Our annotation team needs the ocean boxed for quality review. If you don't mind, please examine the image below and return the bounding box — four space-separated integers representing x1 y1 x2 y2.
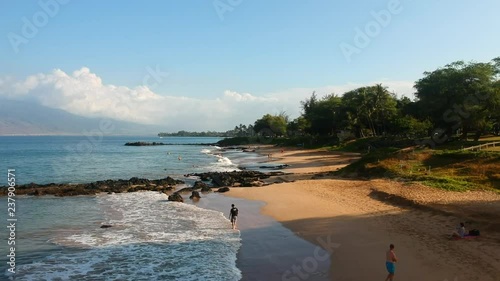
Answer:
0 136 265 280
0 136 242 185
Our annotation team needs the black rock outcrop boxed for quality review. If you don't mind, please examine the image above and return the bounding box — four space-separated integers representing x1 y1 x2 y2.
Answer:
168 192 184 202
189 191 201 199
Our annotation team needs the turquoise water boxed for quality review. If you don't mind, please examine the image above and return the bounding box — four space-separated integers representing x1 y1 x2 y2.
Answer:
0 196 103 275
1 193 241 280
0 136 253 280
0 136 234 185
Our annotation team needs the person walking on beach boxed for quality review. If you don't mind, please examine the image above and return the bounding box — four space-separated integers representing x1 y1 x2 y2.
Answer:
229 204 238 229
385 244 398 281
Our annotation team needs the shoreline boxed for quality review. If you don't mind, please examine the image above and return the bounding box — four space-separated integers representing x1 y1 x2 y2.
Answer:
225 178 500 281
214 145 500 280
188 192 330 280
250 144 361 174
3 145 336 280
6 144 500 280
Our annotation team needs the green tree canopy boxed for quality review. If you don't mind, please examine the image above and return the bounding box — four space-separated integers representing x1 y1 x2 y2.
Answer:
341 84 397 137
253 114 287 136
301 93 344 136
414 58 500 140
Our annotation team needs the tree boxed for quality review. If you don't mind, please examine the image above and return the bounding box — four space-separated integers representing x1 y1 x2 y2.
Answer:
414 58 500 141
287 116 308 136
342 85 398 137
253 114 288 137
393 116 432 138
269 115 287 136
246 124 255 136
301 93 344 136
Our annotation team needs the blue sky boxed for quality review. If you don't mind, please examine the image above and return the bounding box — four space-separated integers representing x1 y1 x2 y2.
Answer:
0 0 499 130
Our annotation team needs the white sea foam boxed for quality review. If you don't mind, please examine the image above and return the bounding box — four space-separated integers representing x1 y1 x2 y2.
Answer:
217 156 233 165
198 147 241 172
15 192 241 281
208 155 239 172
200 148 212 154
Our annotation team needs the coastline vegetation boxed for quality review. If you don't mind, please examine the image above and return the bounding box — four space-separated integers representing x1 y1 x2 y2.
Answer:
170 58 500 148
332 139 500 192
210 58 500 191
158 125 256 138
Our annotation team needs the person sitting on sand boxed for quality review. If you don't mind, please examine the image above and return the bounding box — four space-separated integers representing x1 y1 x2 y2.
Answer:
450 222 466 239
229 204 238 229
385 244 398 281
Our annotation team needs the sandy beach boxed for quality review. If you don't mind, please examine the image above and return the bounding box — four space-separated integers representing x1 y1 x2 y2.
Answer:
225 146 500 281
191 193 330 280
253 145 361 174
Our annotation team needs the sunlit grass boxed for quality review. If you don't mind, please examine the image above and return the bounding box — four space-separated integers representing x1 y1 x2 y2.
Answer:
479 135 500 141
335 138 500 192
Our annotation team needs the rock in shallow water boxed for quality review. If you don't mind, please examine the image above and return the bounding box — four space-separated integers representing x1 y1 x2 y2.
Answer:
189 191 201 199
185 171 283 187
168 192 184 202
192 181 208 189
201 185 213 192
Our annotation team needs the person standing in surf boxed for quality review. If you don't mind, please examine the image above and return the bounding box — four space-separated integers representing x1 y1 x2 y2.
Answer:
229 204 238 229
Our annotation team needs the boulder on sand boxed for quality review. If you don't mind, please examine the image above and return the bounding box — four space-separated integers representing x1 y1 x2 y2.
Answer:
217 187 230 193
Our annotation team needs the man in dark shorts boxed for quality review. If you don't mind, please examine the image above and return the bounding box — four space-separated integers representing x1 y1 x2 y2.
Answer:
385 244 398 281
229 204 238 229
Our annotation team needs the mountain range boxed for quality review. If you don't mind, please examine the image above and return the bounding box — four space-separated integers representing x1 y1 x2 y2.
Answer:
0 99 163 136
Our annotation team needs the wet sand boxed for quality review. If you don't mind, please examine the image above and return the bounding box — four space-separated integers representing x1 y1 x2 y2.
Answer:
188 192 330 280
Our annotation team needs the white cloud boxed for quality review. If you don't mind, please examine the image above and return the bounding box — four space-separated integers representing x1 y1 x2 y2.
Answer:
0 67 415 131
223 90 278 102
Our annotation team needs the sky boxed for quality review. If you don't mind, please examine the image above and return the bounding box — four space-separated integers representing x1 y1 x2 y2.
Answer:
0 0 499 131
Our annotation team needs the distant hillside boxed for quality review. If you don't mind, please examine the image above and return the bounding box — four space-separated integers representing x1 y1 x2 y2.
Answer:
158 131 227 137
0 99 162 135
